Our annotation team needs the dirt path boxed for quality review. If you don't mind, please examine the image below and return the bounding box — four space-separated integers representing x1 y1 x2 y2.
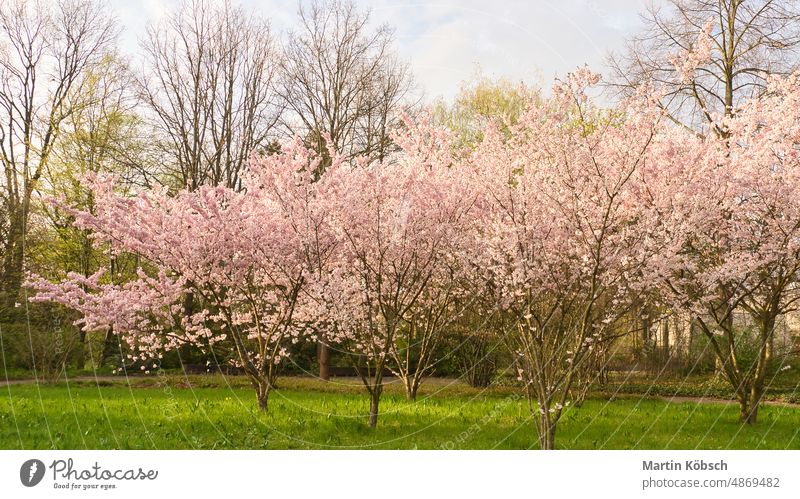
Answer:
3 376 800 408
1 375 122 387
656 395 800 408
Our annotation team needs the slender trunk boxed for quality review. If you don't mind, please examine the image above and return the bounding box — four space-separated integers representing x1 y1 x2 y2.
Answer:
368 386 381 427
183 290 195 319
723 1 736 120
739 397 757 425
740 314 774 425
687 317 695 371
732 376 757 424
100 328 118 366
75 330 86 370
404 378 418 401
538 411 557 450
1 215 24 310
598 357 608 386
768 333 775 364
745 388 761 424
715 313 736 378
318 340 331 381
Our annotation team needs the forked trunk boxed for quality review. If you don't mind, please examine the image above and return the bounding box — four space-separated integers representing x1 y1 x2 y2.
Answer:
740 384 764 425
739 401 757 425
538 413 557 450
739 314 773 425
256 379 271 412
404 377 419 401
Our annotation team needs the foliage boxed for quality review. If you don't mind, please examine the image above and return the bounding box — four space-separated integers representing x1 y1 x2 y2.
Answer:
431 73 537 149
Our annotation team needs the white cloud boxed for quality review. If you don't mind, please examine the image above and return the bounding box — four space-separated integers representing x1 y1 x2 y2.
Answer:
111 0 651 100
365 0 650 99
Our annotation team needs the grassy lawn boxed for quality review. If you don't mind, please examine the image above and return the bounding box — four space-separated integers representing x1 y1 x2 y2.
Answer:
2 376 800 449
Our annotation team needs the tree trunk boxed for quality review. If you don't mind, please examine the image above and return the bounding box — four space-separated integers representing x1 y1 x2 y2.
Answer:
100 328 118 366
686 317 695 370
317 340 331 381
641 315 651 349
641 313 653 370
538 413 557 450
739 397 757 425
715 313 736 377
740 314 774 425
404 379 418 401
1 215 24 310
256 380 270 412
75 330 86 370
368 388 381 427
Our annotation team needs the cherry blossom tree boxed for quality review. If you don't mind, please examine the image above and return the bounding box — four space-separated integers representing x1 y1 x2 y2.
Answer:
641 72 800 424
27 141 325 411
311 117 476 425
470 68 660 449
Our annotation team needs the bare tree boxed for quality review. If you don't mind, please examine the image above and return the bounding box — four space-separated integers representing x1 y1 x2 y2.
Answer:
608 0 800 134
0 0 117 310
39 52 142 368
278 0 413 380
278 0 413 171
139 0 280 192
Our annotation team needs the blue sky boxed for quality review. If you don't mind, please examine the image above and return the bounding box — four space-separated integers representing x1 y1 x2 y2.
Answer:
112 0 651 100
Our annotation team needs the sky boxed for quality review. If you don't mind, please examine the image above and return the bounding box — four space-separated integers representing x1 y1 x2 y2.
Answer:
112 0 653 101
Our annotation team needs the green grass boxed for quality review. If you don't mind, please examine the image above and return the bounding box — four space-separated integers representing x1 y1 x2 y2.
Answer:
2 376 800 449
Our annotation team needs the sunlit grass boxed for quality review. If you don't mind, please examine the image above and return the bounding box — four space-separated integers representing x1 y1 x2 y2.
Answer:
2 377 800 449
